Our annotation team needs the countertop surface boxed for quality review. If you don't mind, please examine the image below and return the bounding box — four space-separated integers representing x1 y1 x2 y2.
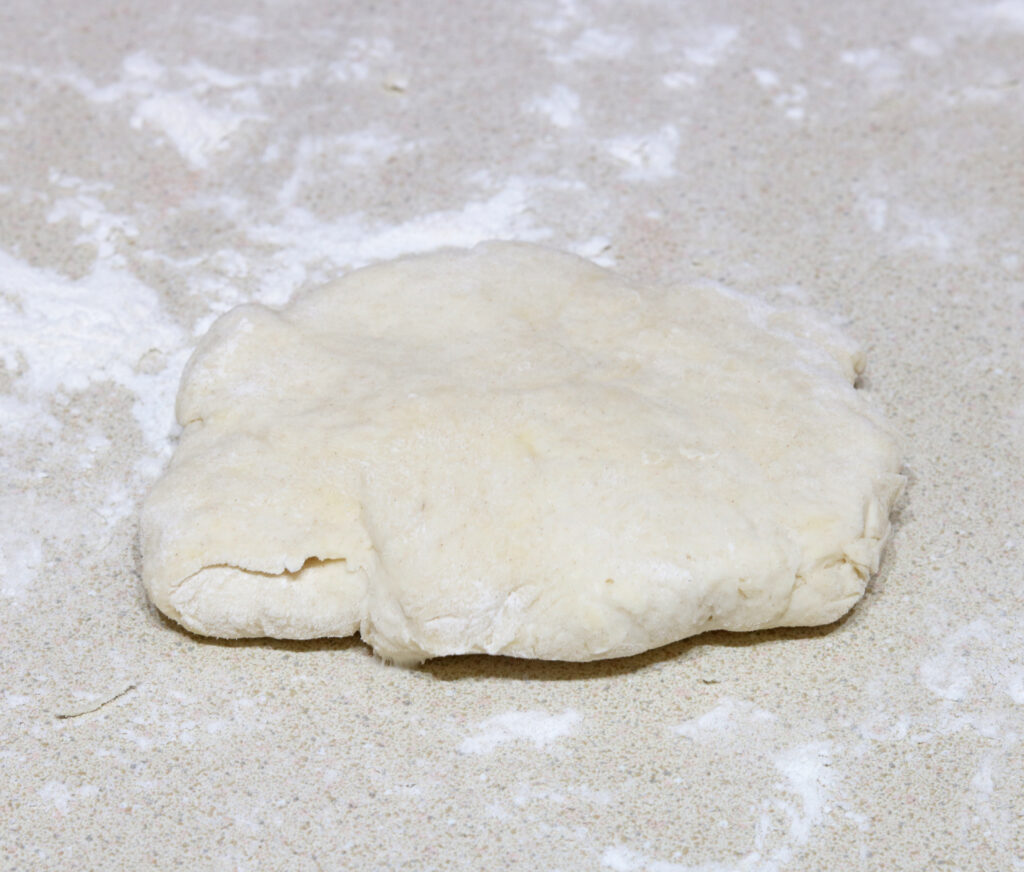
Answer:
2 1 1022 869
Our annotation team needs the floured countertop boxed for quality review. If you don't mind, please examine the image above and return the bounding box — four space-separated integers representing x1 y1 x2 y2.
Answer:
1 1 1022 869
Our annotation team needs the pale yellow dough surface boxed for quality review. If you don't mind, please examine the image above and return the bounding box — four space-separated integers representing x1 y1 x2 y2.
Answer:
141 242 902 664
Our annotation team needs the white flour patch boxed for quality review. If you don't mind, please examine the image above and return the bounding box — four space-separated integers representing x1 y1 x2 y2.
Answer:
965 751 1007 837
661 70 698 89
531 0 585 36
179 59 247 89
907 36 943 57
772 84 808 122
331 129 406 167
276 131 408 208
46 172 139 259
684 26 739 67
256 65 312 89
857 710 911 742
672 697 776 740
526 84 582 128
664 701 851 868
752 68 780 88
457 709 581 754
919 620 992 701
606 124 679 180
852 176 976 260
773 742 834 844
1006 669 1024 704
328 36 398 83
856 192 889 233
63 51 267 168
0 249 186 455
131 92 259 168
510 783 566 807
0 536 41 599
554 28 634 64
970 753 995 796
840 48 902 94
38 780 73 814
248 176 553 303
970 0 1024 31
195 13 263 40
914 612 1024 732
601 844 758 871
37 780 98 814
569 235 615 266
0 395 60 440
96 483 136 527
840 48 883 69
601 845 683 871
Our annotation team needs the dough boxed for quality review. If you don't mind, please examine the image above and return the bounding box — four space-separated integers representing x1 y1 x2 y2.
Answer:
141 242 903 664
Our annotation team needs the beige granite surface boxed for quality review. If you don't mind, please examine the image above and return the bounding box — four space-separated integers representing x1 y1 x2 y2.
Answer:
2 0 1022 869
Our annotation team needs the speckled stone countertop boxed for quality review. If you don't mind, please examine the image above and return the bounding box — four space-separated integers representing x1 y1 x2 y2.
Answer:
2 1 1022 869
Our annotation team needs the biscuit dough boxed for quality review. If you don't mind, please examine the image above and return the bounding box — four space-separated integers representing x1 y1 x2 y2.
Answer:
141 242 903 664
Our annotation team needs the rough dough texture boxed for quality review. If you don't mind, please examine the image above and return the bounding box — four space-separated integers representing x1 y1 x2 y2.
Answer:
141 242 903 664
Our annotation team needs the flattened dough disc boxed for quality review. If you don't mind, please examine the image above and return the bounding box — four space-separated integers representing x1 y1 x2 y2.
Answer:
141 242 903 664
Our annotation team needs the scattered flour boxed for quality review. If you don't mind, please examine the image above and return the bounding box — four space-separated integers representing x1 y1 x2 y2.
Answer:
457 709 581 755
606 125 680 180
660 700 848 869
661 71 698 89
554 28 634 64
1007 669 1024 705
601 844 760 872
61 51 272 168
918 619 992 702
327 36 399 83
0 249 184 453
907 36 943 57
526 84 583 128
247 176 553 303
0 536 42 599
37 780 99 814
839 48 903 95
671 697 776 740
684 26 738 68
131 92 261 169
970 0 1024 31
772 742 834 846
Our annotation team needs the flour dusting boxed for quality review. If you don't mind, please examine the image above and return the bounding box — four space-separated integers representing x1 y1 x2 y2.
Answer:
0 536 41 599
457 709 581 754
555 28 634 64
601 843 760 871
971 0 1024 31
64 51 269 168
752 68 780 89
684 26 738 68
918 619 992 701
248 177 553 303
526 84 582 128
773 742 834 845
606 125 680 180
672 697 776 740
0 250 185 453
